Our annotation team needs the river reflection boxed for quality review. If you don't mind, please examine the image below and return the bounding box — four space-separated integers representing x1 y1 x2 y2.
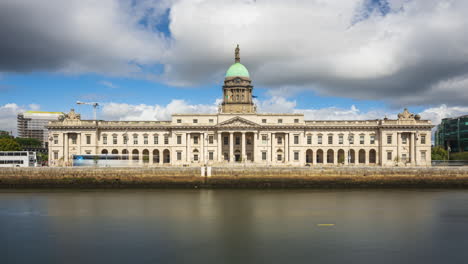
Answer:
1 189 468 264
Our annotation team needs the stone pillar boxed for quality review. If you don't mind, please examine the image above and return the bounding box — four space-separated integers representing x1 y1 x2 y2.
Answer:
159 149 163 165
241 132 246 162
410 132 416 166
186 133 191 163
344 150 349 165
63 133 69 165
200 133 205 163
270 132 274 163
397 132 401 165
229 132 234 163
217 132 222 162
365 149 369 165
334 150 338 165
312 149 317 165
149 151 153 165
139 150 144 165
285 133 289 163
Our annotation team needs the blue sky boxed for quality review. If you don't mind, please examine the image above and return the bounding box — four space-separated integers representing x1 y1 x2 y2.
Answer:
1 0 468 133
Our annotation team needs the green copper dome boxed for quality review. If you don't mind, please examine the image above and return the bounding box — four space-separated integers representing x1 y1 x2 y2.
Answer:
225 62 250 78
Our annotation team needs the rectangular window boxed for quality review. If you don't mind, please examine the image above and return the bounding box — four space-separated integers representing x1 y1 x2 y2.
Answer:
123 135 128 144
86 135 91 145
164 135 169 145
85 151 91 154
177 119 182 123
318 135 322 145
209 135 214 144
360 135 365 145
235 136 240 145
193 119 198 123
421 135 426 144
370 135 375 144
421 151 426 161
387 151 392 161
153 135 158 144
71 135 77 145
339 135 344 144
209 151 214 160
53 151 58 160
224 136 228 145
53 135 58 144
277 154 282 161
177 135 182 144
307 135 312 144
113 135 118 145
294 151 299 161
193 136 199 145
349 134 354 145
133 135 138 145
262 151 267 161
277 136 282 144
262 119 267 123
209 119 214 124
328 135 333 145
247 137 252 145
387 135 392 144
402 154 407 162
194 154 199 161
103 135 107 145
294 135 299 144
262 135 267 144
177 151 182 161
402 135 407 144
294 119 299 123
278 119 283 124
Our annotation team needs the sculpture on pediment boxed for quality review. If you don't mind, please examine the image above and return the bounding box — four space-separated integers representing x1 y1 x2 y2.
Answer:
61 109 81 121
397 108 415 120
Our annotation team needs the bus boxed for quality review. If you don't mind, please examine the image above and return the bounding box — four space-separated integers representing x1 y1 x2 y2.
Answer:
0 151 37 167
72 154 139 167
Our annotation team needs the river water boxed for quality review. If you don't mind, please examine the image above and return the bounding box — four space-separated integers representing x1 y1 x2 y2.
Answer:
1 189 468 264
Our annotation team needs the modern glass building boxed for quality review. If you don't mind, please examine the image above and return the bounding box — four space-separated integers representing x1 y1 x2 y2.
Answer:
17 111 64 147
435 115 468 152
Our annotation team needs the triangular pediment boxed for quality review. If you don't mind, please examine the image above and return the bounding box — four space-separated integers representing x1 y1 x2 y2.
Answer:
217 116 260 128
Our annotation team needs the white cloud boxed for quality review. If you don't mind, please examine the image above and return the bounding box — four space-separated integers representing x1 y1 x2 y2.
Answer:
0 103 40 135
2 0 468 105
100 99 218 121
99 81 118 89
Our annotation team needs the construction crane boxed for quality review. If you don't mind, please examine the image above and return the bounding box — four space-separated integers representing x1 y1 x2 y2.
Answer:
76 101 99 120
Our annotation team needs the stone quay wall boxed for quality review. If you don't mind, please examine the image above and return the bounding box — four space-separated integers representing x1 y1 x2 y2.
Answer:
0 166 468 188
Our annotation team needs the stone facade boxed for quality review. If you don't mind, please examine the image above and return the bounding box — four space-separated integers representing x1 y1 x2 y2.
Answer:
47 46 433 167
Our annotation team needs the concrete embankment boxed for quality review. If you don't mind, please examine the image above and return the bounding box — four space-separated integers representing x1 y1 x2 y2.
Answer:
0 167 468 188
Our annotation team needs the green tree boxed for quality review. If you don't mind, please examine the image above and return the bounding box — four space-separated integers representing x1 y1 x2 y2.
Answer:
0 138 21 151
15 137 42 147
431 146 448 160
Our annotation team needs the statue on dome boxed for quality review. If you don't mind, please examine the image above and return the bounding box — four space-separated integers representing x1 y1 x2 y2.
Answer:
235 44 240 63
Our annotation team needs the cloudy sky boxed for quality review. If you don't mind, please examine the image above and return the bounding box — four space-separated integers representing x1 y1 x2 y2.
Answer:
1 0 468 135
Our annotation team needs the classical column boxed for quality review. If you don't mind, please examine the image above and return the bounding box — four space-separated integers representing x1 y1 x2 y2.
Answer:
285 133 289 163
159 149 163 165
241 132 246 162
397 132 401 164
186 133 191 163
270 132 274 163
253 131 258 162
63 133 69 164
334 150 338 165
312 149 317 165
139 150 144 165
149 151 153 165
344 150 349 165
410 132 416 166
217 132 222 162
229 132 234 162
200 133 205 163
365 149 369 165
